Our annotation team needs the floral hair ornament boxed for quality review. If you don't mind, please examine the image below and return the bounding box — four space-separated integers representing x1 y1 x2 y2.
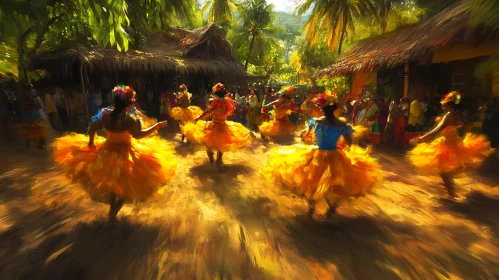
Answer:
179 84 187 91
313 91 338 107
112 85 136 102
212 82 226 94
440 91 461 105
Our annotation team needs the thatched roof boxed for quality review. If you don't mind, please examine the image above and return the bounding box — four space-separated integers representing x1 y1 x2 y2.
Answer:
31 24 246 77
316 1 498 77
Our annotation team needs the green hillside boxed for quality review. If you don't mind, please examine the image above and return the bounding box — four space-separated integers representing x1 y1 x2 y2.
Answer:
274 11 307 31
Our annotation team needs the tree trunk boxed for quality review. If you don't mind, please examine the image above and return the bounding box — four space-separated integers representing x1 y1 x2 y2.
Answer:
244 34 256 71
337 10 348 55
18 28 34 85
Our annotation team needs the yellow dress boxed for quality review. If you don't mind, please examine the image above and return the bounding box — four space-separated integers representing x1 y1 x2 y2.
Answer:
171 93 203 122
52 130 177 202
263 123 382 200
259 100 296 137
408 126 494 174
181 98 251 152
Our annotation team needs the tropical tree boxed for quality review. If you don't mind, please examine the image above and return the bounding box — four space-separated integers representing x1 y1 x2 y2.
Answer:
232 0 281 71
296 0 378 55
0 0 196 83
200 0 238 31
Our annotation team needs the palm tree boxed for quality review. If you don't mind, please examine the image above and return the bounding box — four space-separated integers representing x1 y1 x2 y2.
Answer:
234 0 281 70
297 0 378 55
201 0 238 31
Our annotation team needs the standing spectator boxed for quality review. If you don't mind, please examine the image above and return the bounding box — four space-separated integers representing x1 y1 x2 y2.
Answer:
394 97 409 144
44 90 59 130
247 89 260 130
384 97 399 142
356 101 367 127
54 88 70 131
407 93 424 132
364 98 380 144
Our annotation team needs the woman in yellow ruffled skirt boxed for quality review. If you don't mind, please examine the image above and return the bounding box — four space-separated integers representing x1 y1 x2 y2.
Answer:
259 86 298 141
21 94 51 149
182 83 251 167
171 84 203 142
52 86 177 223
409 91 494 198
263 93 382 219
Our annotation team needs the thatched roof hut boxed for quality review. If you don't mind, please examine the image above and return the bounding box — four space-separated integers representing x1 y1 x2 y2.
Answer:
316 1 498 77
30 24 246 78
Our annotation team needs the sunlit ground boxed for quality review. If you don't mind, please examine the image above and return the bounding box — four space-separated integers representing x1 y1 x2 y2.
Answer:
0 128 498 279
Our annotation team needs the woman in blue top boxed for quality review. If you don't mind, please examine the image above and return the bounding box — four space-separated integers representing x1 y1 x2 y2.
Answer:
263 92 382 219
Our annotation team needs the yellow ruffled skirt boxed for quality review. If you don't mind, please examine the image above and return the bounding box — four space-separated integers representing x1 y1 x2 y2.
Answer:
408 133 494 174
171 106 203 122
259 117 296 137
52 133 177 202
21 121 50 140
262 145 382 200
182 121 251 152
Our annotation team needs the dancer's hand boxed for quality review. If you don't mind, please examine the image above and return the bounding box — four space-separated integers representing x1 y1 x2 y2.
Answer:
409 138 420 145
158 121 168 128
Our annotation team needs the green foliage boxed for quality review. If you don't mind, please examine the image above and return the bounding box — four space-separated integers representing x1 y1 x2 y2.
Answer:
0 0 196 81
297 0 378 54
230 0 282 71
467 0 499 29
201 0 238 30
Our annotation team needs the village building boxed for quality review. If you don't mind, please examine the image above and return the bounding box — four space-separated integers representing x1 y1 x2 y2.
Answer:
316 1 499 100
30 24 247 117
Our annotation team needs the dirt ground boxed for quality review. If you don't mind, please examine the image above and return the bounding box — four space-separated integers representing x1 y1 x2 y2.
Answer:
0 131 498 280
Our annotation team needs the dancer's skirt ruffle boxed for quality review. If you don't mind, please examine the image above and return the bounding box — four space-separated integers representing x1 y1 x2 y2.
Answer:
408 133 494 174
259 118 296 137
21 122 50 140
52 133 177 202
262 144 382 200
182 121 251 152
171 106 203 122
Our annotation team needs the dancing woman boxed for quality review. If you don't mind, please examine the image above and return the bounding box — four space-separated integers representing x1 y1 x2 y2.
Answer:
182 83 251 167
171 84 203 142
259 86 299 141
409 91 494 198
52 86 177 223
263 92 382 219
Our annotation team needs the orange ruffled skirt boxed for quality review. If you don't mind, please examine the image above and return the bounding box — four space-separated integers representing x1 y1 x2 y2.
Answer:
52 133 177 202
182 121 251 152
21 122 50 140
259 117 296 137
408 133 494 174
171 106 203 122
262 145 382 200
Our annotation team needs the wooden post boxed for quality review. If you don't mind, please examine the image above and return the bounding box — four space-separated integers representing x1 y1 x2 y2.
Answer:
80 63 89 121
403 63 409 98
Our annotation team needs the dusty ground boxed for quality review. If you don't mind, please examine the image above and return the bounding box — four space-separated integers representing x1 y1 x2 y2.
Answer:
0 131 498 280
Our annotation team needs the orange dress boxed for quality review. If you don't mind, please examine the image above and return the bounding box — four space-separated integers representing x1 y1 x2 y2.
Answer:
52 130 177 202
259 99 296 137
181 98 251 152
408 126 494 174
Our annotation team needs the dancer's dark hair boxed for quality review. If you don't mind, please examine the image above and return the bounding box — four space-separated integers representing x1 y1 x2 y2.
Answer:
109 95 131 129
322 103 339 121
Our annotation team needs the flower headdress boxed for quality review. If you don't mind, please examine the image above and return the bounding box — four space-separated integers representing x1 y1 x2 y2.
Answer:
279 85 296 98
179 84 187 91
313 91 338 107
112 85 136 103
440 91 461 105
212 82 226 94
